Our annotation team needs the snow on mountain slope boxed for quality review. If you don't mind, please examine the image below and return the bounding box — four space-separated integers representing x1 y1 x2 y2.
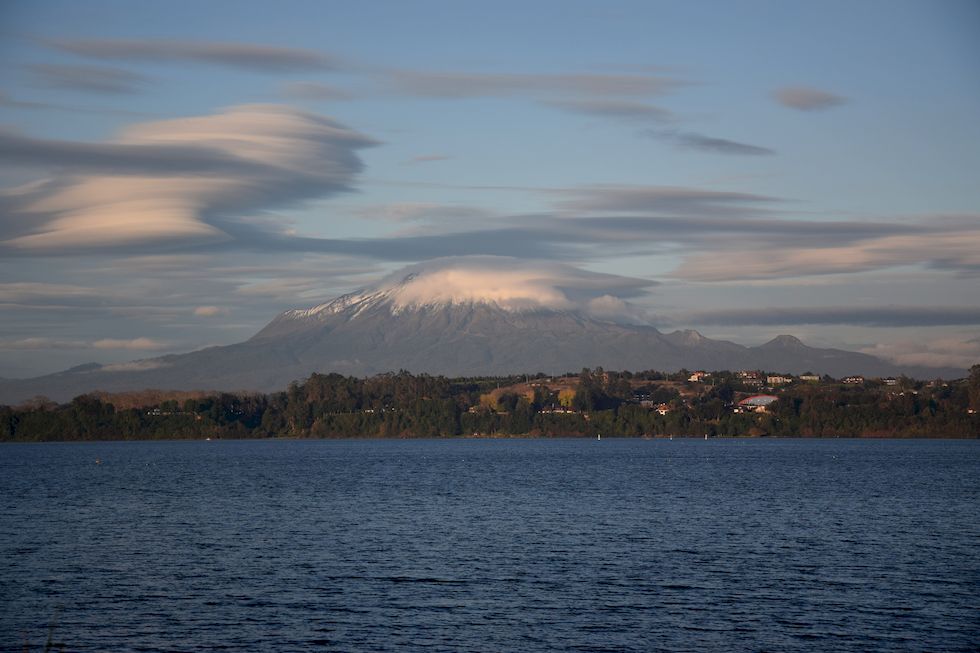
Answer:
0 258 966 405
259 256 655 337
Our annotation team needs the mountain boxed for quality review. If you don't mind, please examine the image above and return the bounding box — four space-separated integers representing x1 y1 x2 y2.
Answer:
0 263 965 404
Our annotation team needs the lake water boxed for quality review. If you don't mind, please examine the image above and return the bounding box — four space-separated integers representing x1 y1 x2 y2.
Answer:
1 438 977 652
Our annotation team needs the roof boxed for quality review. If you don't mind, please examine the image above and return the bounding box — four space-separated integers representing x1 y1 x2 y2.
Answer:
738 395 779 407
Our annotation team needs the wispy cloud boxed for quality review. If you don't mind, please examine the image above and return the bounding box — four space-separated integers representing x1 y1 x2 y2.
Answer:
353 202 490 223
553 184 778 215
100 360 171 373
0 91 52 110
545 99 675 122
773 86 847 111
28 63 147 94
385 70 685 98
0 336 170 351
47 38 339 73
281 81 353 101
92 337 169 350
406 154 452 165
0 91 152 116
0 282 107 304
646 129 775 155
0 337 87 350
673 219 980 280
676 305 980 327
0 130 276 176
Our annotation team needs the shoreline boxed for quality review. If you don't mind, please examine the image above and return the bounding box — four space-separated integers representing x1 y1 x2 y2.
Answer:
3 433 978 444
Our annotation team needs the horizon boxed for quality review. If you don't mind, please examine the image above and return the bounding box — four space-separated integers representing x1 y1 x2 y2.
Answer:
1 0 979 381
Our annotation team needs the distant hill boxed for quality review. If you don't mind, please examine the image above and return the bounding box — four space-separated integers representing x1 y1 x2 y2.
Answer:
0 265 965 405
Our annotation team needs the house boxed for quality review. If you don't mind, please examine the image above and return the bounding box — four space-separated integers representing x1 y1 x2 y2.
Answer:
767 375 792 386
882 378 898 386
800 374 820 382
688 371 710 382
641 400 672 415
737 370 764 386
539 407 577 415
843 376 865 385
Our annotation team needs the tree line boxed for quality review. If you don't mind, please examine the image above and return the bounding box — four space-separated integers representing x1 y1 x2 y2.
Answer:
2 366 978 441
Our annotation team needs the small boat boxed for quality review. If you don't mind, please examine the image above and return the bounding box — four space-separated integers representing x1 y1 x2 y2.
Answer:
597 433 601 441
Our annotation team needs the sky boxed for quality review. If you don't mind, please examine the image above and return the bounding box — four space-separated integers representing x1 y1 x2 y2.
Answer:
1 0 979 378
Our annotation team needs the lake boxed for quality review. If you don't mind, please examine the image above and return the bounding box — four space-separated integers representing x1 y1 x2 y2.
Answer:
1 438 978 652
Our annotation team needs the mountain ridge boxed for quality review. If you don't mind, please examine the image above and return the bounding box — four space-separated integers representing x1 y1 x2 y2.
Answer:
0 258 967 404
0 296 966 405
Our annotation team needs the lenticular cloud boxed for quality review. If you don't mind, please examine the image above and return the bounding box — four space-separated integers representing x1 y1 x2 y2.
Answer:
3 104 376 251
302 256 657 323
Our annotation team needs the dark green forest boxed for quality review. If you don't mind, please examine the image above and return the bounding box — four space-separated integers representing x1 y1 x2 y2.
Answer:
2 366 979 441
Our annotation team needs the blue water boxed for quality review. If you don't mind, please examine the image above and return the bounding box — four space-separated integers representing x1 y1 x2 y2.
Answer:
1 438 978 652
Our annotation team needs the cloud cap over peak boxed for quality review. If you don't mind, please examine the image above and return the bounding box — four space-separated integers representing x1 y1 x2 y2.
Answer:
312 256 657 322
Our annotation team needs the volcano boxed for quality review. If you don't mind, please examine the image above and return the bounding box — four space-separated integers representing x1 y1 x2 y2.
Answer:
0 258 963 404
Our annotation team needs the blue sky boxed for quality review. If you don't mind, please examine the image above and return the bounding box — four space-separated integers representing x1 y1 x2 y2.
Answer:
1 0 979 377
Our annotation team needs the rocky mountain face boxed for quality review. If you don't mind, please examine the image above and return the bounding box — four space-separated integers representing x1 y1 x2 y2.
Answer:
0 274 964 405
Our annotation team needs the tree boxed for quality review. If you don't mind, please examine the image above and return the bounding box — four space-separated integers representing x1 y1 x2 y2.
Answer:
969 364 980 411
558 389 576 408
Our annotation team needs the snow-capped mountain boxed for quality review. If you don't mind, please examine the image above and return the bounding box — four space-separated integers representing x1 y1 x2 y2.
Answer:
0 258 964 404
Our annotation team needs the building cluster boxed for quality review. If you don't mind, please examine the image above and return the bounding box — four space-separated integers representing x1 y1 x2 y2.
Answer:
684 370 897 388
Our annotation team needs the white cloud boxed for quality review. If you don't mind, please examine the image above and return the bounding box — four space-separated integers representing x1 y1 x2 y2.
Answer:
92 337 169 350
330 256 656 321
0 337 87 350
3 104 376 252
585 295 648 323
193 305 228 317
860 337 980 370
391 266 574 312
673 228 980 281
99 360 171 373
0 335 174 352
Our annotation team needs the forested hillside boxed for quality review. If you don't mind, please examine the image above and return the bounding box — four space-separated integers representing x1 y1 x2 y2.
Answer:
3 366 978 441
